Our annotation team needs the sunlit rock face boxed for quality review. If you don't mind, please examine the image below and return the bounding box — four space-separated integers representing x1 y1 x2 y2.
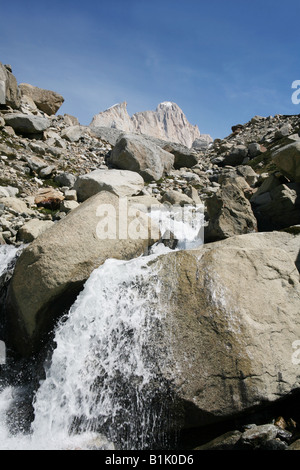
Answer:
90 101 207 148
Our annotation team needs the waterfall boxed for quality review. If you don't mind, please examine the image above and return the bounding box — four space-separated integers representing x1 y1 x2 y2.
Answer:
0 245 23 278
0 204 204 450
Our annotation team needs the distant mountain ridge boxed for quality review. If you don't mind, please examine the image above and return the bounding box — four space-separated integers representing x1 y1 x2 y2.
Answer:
90 101 212 148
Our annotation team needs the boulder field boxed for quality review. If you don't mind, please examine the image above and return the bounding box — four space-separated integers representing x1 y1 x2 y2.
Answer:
0 61 300 449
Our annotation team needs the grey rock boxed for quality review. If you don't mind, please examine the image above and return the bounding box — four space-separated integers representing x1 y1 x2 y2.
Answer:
195 431 242 450
288 439 300 450
5 191 159 356
63 114 79 126
140 231 300 429
272 142 300 183
39 165 56 179
251 191 272 206
223 145 248 166
74 169 145 202
0 62 20 109
250 174 282 204
0 143 17 157
236 165 258 186
89 126 124 146
55 172 76 188
4 113 50 135
240 424 279 449
110 133 174 182
17 219 54 243
26 156 48 173
275 124 292 139
162 142 198 169
0 186 19 198
253 183 300 231
192 136 213 151
29 142 46 155
19 83 64 115
59 200 80 213
162 190 194 206
64 189 77 201
204 179 257 242
61 125 91 142
248 142 261 158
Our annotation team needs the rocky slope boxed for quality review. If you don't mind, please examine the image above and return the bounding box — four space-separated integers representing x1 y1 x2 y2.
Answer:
90 100 211 148
0 61 300 450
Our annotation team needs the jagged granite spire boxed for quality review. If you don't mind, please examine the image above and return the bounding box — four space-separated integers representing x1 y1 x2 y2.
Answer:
90 101 206 148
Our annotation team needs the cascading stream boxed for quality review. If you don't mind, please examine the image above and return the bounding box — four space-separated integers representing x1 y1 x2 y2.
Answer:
0 205 204 450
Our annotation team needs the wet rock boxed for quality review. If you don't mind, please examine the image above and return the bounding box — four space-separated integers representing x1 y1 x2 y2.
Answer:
145 231 300 429
5 191 160 356
195 430 242 450
241 424 278 443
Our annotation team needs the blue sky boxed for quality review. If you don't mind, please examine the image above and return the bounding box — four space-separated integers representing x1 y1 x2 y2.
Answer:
0 0 300 139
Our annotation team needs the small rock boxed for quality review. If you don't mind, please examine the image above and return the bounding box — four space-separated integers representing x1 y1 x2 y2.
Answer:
64 189 77 201
34 188 64 210
195 430 242 450
26 156 48 173
59 200 79 213
55 172 76 188
248 142 261 158
240 424 279 449
161 190 194 206
39 165 56 179
288 439 300 450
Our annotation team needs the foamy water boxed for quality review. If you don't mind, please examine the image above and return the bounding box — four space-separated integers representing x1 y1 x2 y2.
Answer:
0 206 204 450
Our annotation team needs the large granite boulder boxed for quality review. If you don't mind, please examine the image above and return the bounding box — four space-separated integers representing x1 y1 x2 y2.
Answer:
4 113 50 135
0 62 20 109
110 133 174 182
146 231 300 429
251 182 300 231
61 125 91 142
5 192 159 357
204 178 258 242
18 83 64 116
74 169 145 202
17 219 54 243
162 142 198 169
272 142 300 183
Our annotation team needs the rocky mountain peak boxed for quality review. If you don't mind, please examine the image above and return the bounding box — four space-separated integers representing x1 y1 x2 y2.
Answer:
90 101 209 148
90 101 134 133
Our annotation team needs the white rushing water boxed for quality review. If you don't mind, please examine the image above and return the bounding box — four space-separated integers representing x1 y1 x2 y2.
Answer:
0 205 204 450
0 245 22 277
